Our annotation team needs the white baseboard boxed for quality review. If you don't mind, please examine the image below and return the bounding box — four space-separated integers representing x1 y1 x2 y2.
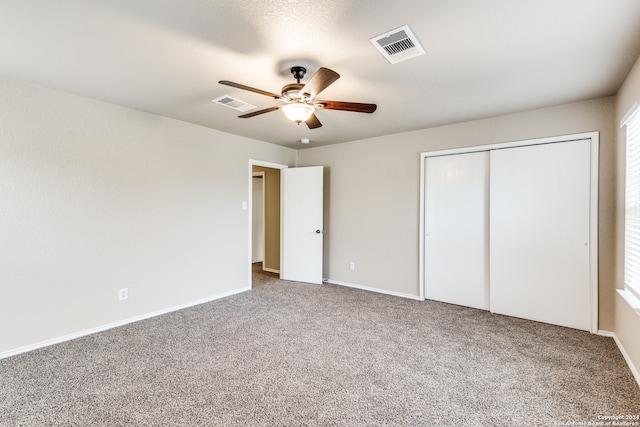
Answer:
325 279 423 301
0 286 250 360
598 329 640 388
9 284 636 393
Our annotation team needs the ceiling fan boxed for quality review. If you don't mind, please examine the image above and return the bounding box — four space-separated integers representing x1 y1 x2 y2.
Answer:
219 66 377 129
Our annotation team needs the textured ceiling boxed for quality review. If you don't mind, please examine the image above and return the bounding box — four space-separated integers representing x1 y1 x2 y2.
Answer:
1 0 640 148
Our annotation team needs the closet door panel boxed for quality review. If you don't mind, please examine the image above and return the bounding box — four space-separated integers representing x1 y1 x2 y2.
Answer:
489 140 591 330
425 152 489 310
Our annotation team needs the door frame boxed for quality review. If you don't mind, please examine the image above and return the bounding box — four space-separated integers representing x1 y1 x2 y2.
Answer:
419 131 599 333
251 171 265 265
248 160 288 288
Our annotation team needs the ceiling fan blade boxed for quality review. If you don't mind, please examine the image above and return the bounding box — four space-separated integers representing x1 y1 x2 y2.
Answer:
317 100 377 113
238 106 281 118
219 80 280 99
298 67 340 100
305 113 322 129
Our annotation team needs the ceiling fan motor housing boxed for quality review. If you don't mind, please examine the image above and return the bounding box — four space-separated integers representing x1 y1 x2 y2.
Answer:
290 66 307 83
281 83 304 101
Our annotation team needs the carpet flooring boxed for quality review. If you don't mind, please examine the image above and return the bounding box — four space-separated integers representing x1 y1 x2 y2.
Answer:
1 265 639 426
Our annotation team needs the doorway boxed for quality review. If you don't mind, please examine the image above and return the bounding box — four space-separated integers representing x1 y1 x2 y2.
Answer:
248 160 325 287
249 160 287 288
252 172 265 264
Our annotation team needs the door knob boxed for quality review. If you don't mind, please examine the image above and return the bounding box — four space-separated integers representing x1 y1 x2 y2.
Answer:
316 229 322 234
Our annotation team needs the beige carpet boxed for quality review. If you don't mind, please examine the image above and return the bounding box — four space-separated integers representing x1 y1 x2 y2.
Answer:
1 265 639 426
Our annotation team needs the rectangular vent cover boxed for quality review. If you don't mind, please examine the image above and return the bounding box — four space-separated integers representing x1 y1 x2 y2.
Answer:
212 95 256 113
370 24 425 64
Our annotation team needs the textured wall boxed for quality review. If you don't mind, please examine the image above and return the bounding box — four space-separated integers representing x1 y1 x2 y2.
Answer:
0 77 296 355
299 97 616 327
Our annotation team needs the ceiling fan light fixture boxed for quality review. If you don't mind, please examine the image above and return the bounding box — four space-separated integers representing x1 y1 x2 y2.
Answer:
282 103 315 123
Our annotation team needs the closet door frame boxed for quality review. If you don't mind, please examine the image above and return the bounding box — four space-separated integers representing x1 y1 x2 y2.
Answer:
419 131 599 333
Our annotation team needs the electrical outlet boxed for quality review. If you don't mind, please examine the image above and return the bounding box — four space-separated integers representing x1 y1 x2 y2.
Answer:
349 262 355 271
118 288 128 301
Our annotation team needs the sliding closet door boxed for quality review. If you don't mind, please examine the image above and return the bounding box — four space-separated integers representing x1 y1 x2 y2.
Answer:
425 152 489 310
489 139 591 330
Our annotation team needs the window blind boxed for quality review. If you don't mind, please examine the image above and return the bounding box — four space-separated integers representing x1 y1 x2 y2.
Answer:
624 103 640 300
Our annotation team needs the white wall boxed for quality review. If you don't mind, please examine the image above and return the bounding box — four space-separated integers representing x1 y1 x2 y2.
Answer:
298 97 616 328
615 54 640 375
0 76 297 355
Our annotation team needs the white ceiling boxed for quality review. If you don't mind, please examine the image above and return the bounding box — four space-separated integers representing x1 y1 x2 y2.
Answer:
1 0 640 149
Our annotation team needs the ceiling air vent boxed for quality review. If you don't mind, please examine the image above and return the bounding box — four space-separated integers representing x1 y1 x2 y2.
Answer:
370 24 425 64
212 95 256 113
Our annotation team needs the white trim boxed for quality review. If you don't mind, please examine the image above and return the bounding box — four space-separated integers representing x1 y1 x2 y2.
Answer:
252 171 266 265
248 160 288 288
620 101 640 128
421 131 598 158
420 131 600 333
0 287 249 360
326 279 423 301
590 134 600 333
598 329 640 389
418 154 426 301
617 289 640 316
250 160 290 170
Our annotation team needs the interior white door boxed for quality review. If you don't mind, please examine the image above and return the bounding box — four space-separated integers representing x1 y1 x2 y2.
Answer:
425 152 490 310
489 139 592 331
281 166 324 284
